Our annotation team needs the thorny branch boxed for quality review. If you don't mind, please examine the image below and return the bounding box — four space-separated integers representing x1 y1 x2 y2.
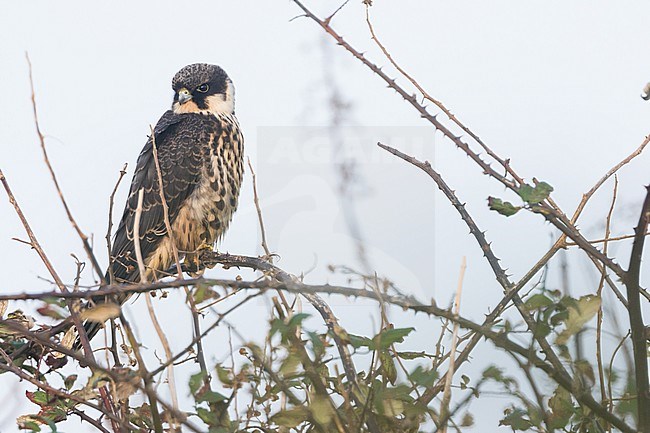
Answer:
624 186 650 432
2 4 648 432
376 142 635 433
2 248 637 432
291 0 642 286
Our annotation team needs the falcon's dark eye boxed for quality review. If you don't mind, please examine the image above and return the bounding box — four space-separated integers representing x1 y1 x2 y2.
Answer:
196 84 209 93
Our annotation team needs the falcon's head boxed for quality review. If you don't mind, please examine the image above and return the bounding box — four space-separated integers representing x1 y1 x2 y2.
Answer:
171 63 235 116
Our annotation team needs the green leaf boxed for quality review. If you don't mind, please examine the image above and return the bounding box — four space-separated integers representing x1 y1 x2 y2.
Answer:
309 394 335 426
189 372 206 396
500 407 533 430
533 321 552 339
269 318 285 338
308 332 325 359
372 327 414 350
482 365 505 382
279 352 301 376
517 181 554 204
395 351 433 360
409 365 438 388
197 390 228 404
270 313 311 340
271 407 310 428
64 374 78 391
379 350 397 384
215 365 233 387
524 293 554 311
193 284 219 304
348 334 372 349
556 295 601 345
287 313 310 328
488 197 521 217
196 407 219 425
26 390 50 406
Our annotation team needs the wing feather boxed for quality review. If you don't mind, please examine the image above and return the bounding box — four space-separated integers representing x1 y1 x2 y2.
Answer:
108 111 216 283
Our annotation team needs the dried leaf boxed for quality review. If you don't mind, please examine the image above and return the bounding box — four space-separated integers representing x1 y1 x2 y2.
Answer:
556 295 600 345
59 327 77 351
460 412 474 427
36 304 67 320
548 385 573 428
381 399 404 417
80 303 121 322
17 415 42 431
0 310 35 335
0 300 8 319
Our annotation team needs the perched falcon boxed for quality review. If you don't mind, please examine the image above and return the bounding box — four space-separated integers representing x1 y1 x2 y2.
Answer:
81 63 244 345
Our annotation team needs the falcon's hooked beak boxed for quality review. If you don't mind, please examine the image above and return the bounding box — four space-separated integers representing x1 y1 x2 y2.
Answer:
178 88 192 105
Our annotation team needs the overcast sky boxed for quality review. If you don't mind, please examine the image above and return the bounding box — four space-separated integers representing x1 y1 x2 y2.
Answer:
1 1 649 431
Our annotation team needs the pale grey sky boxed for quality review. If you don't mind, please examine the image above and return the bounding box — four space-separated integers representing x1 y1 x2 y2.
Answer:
1 1 649 431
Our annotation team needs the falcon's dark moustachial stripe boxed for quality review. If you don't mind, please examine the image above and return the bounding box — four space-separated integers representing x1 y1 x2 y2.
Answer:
79 64 244 347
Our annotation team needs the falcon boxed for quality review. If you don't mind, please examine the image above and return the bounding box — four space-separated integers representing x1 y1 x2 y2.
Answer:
81 63 244 345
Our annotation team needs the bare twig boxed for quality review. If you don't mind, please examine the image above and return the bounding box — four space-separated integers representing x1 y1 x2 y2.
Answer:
25 53 105 284
132 187 180 430
375 142 634 432
1 170 68 294
624 186 650 432
364 6 522 186
0 170 97 363
106 163 128 284
1 319 202 433
565 231 650 246
596 176 618 409
119 312 164 433
0 346 133 432
291 0 641 289
573 135 650 225
439 257 466 433
247 157 271 258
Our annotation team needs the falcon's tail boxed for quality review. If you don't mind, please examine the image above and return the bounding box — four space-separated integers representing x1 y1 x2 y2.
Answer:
72 321 105 352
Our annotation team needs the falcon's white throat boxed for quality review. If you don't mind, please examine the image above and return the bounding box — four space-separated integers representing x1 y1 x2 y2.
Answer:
206 80 235 115
173 80 235 116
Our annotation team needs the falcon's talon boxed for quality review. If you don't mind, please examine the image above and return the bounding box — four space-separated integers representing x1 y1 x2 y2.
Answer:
182 254 202 274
